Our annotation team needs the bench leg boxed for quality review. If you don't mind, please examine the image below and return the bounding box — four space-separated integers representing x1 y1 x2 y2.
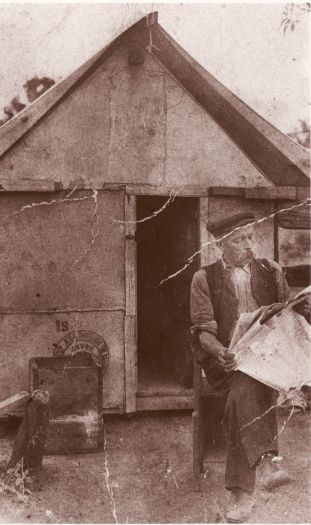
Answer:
199 399 205 473
192 410 202 491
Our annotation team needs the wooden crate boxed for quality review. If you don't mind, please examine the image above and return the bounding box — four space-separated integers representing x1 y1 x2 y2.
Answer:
29 353 103 454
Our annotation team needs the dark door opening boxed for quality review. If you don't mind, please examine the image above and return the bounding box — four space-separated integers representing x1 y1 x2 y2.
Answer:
136 196 199 393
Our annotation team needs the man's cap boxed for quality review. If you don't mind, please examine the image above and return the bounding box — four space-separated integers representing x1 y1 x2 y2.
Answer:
206 212 256 237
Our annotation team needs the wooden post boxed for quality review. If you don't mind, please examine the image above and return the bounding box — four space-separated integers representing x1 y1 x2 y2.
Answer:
193 360 202 492
124 193 137 413
200 197 220 266
199 197 209 266
7 390 49 471
273 202 279 263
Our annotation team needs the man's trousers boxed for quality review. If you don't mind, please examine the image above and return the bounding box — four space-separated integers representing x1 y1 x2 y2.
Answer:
203 358 278 493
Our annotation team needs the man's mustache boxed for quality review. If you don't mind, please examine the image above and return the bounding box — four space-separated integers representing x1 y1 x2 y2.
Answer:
236 249 254 262
242 248 253 255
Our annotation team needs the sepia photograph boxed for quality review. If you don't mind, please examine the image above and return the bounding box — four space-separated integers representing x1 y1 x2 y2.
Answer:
0 2 310 523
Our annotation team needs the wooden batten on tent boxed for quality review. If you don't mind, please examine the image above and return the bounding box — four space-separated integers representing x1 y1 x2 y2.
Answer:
0 12 309 415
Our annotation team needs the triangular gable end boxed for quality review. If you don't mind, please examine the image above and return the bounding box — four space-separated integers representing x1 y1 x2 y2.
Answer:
0 12 309 187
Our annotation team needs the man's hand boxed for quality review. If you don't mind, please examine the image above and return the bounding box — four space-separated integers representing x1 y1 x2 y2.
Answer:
198 332 238 371
260 303 284 324
217 349 238 373
293 296 311 324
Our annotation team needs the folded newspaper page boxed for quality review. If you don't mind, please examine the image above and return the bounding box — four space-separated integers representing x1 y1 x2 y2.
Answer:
229 286 311 394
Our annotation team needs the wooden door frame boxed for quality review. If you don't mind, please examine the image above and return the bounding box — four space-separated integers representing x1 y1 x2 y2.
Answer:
124 193 137 413
124 187 204 412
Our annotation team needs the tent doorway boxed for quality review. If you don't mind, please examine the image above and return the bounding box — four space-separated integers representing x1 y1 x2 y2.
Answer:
136 196 199 397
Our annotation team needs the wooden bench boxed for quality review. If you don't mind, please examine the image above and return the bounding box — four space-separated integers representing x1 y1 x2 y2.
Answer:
192 359 226 491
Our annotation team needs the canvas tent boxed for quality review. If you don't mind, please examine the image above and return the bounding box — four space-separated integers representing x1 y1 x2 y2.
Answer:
0 12 309 414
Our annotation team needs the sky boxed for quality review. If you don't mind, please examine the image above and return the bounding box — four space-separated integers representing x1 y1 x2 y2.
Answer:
0 2 310 135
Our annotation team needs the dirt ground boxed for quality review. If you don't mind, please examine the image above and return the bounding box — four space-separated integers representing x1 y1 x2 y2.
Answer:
0 409 310 524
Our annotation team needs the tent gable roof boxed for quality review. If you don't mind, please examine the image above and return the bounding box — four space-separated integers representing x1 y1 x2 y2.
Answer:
0 12 309 186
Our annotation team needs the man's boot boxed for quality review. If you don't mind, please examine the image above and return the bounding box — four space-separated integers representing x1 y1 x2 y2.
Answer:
257 454 291 491
225 489 255 523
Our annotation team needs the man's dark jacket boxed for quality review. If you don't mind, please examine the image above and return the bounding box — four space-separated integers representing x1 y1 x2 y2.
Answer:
190 258 289 375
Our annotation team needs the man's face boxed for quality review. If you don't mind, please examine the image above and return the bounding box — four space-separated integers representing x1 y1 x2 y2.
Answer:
220 225 255 266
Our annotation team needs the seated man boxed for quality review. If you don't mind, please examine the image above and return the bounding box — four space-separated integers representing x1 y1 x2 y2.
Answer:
190 212 291 523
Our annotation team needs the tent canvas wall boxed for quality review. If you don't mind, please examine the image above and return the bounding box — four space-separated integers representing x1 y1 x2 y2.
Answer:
0 13 309 414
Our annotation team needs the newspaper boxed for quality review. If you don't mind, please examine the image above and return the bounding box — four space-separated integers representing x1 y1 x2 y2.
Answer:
229 286 311 394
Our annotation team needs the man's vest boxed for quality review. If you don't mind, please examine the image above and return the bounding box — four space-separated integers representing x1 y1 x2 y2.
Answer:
203 258 278 347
